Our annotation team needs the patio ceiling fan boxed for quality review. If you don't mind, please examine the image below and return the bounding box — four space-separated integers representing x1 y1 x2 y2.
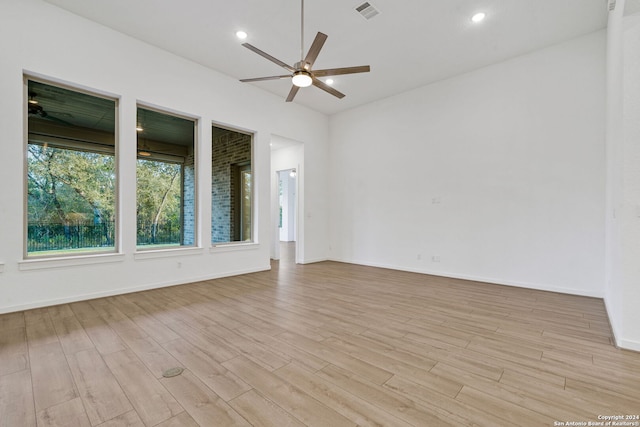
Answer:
27 91 74 126
239 0 370 102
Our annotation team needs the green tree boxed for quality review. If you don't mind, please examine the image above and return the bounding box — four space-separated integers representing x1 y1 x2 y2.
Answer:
27 144 116 251
136 159 181 245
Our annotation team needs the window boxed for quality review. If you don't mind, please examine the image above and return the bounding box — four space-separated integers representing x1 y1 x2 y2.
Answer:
211 125 253 243
136 107 196 249
26 79 117 257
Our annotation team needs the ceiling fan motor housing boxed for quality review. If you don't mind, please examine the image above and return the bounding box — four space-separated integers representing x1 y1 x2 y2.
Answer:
294 61 312 71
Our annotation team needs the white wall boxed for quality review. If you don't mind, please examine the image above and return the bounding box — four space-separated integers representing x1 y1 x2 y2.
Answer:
605 0 640 352
0 0 329 313
329 31 606 297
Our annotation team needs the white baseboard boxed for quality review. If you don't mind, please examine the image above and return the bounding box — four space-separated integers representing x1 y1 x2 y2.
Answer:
617 339 640 352
603 295 621 348
298 257 329 265
0 264 271 314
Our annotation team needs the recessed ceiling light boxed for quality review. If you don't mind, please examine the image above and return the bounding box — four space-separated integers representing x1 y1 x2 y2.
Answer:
471 12 486 23
326 79 334 85
236 30 248 40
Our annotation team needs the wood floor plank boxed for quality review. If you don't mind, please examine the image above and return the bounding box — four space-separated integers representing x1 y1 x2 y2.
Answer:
166 320 238 363
160 369 251 426
223 356 356 427
25 317 59 348
384 374 511 427
110 295 181 343
228 390 306 427
154 412 200 427
29 341 78 411
0 326 28 376
237 326 329 373
434 361 589 422
323 335 438 378
77 315 126 356
67 348 133 425
275 362 415 427
0 369 36 427
564 377 640 413
47 304 75 321
317 364 457 426
277 331 394 385
51 315 94 355
69 301 101 322
455 385 556 426
204 324 289 371
23 308 52 325
0 311 25 330
162 338 251 401
36 397 91 427
96 410 145 427
103 349 183 426
130 312 181 344
118 333 184 379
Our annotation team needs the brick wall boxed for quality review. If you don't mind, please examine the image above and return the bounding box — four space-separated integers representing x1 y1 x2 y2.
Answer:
182 153 195 245
211 130 252 243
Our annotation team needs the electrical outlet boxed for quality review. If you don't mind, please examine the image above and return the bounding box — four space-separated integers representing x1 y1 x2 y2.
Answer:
431 256 441 263
417 254 422 260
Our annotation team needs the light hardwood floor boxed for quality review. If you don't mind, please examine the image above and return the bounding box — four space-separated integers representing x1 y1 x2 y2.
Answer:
1 244 639 426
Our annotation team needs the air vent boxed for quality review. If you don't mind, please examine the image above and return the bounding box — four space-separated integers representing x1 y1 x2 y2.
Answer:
609 0 616 11
355 2 380 20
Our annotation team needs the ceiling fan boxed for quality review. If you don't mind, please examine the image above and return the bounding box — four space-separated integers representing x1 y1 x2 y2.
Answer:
239 0 370 102
27 92 73 126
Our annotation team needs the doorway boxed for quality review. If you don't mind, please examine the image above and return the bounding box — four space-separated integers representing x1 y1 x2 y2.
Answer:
270 135 303 263
278 169 297 263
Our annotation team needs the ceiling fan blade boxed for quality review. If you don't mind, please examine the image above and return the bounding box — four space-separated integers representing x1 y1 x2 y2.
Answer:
312 77 345 99
303 32 328 69
313 65 370 77
285 85 300 102
242 43 295 72
240 75 291 83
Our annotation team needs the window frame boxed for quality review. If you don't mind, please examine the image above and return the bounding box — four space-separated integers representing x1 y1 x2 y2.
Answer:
23 75 120 260
211 123 255 246
135 103 199 252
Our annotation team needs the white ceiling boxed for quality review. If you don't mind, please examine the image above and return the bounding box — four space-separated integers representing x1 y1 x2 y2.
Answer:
44 0 608 115
626 0 640 15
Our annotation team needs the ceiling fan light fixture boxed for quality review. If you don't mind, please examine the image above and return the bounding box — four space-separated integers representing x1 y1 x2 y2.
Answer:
238 0 369 102
292 71 312 87
471 12 486 23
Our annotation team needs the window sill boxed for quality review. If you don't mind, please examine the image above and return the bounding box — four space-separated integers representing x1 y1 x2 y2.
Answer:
210 242 260 253
134 246 204 260
19 253 125 271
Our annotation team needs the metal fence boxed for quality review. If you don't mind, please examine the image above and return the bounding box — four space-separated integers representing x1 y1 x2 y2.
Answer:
28 222 116 253
136 221 181 246
27 221 182 253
